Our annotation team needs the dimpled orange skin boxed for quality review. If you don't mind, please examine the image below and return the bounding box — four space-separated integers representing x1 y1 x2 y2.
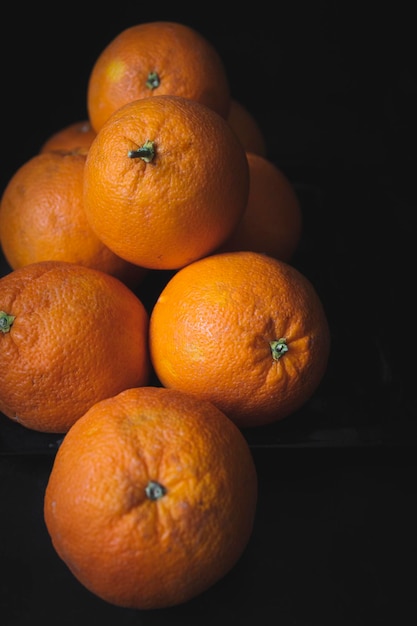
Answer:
217 152 303 262
149 251 331 428
0 261 150 432
44 386 258 610
40 120 96 153
0 151 147 286
83 95 250 270
87 21 231 133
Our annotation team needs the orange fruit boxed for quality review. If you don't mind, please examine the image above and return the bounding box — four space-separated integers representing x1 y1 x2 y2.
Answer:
227 98 267 156
149 251 331 428
216 152 303 262
40 120 96 154
44 385 258 609
0 260 150 433
0 150 147 286
83 94 249 270
87 21 231 133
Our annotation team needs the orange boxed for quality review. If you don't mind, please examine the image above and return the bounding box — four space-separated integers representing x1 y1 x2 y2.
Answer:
83 94 249 270
40 120 96 154
44 385 258 609
87 21 231 133
0 150 147 287
149 251 331 428
216 152 303 262
227 98 267 156
0 260 150 432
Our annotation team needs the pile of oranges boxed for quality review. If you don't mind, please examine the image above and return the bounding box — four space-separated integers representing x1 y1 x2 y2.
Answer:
0 21 331 611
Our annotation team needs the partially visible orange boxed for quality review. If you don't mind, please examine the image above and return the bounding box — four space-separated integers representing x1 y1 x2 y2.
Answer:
149 251 331 428
227 98 267 156
0 261 150 433
0 150 147 287
217 152 303 262
40 120 96 154
83 95 249 269
87 21 231 133
44 385 258 609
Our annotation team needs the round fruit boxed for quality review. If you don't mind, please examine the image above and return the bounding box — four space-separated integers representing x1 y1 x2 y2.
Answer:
149 251 331 428
0 151 146 286
87 21 231 133
44 385 258 609
227 99 267 156
217 152 303 262
83 95 249 269
0 261 150 432
40 120 96 154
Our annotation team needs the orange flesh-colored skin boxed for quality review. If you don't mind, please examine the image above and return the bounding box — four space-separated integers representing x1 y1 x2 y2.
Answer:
149 251 331 428
0 261 150 432
0 151 147 286
40 120 96 153
44 386 258 609
87 21 231 133
83 95 249 269
218 152 303 262
227 99 267 157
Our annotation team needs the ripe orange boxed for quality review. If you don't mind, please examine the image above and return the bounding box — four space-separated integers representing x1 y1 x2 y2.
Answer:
44 385 258 609
0 150 147 286
0 260 150 433
216 152 303 262
87 21 231 133
83 94 249 269
149 251 331 428
227 98 267 156
40 120 96 154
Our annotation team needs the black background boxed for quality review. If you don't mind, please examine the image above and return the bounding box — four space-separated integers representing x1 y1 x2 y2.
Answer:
1 2 416 624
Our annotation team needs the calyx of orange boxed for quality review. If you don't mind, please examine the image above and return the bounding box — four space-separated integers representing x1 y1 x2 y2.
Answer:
145 480 167 501
146 71 160 90
270 338 288 360
0 311 15 333
128 140 155 163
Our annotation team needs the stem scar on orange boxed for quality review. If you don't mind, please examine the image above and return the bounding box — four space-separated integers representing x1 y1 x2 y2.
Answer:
149 251 331 428
83 95 250 270
44 386 258 610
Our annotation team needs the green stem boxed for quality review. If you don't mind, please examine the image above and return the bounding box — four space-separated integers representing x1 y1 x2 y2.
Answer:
128 140 155 163
0 311 15 334
270 338 288 360
146 71 160 90
145 480 167 501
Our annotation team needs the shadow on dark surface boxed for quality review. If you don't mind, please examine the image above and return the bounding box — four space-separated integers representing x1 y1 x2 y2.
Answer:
1 448 416 625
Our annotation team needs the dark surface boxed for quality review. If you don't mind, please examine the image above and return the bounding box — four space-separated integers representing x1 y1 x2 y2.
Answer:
1 3 416 624
1 448 416 626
